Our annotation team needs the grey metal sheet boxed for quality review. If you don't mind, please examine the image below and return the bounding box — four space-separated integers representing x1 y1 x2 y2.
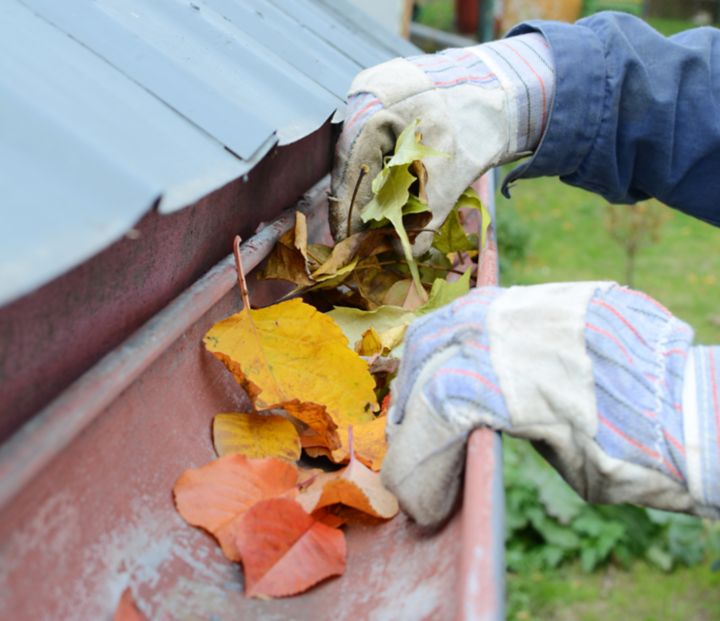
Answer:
22 0 339 147
267 0 393 69
199 0 359 99
315 0 421 58
0 1 264 306
2 0 422 307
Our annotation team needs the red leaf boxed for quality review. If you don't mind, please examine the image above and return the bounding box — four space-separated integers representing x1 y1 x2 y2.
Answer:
173 455 298 561
231 498 346 598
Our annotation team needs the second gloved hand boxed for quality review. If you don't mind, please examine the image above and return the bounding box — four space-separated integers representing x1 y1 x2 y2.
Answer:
382 282 720 527
330 33 555 254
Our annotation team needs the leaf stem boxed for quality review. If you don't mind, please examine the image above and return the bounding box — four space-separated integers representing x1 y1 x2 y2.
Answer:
347 164 369 239
233 235 251 310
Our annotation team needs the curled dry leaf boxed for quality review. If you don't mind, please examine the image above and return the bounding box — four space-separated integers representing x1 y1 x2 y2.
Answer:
213 412 301 461
231 498 346 598
297 449 398 518
258 212 315 288
281 400 340 452
258 211 393 292
203 298 377 463
173 455 298 561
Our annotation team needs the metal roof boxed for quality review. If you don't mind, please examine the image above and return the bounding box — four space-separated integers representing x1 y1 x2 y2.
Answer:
0 0 417 308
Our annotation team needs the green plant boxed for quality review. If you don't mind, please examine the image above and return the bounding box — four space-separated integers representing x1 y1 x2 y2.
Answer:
504 437 720 574
496 202 531 278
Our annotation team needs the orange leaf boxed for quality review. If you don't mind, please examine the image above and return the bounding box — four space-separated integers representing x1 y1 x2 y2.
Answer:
312 508 346 529
113 588 148 621
213 412 301 461
296 453 398 519
282 400 340 452
203 299 377 462
353 416 388 471
231 498 346 598
173 455 298 561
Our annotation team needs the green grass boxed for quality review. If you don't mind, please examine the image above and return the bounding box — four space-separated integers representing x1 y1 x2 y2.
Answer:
414 0 455 32
645 17 719 36
499 176 720 344
508 562 720 621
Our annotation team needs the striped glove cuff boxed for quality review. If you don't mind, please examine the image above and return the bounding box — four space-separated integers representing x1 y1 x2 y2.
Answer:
342 33 555 159
586 286 692 484
472 33 555 154
684 346 720 513
586 286 720 517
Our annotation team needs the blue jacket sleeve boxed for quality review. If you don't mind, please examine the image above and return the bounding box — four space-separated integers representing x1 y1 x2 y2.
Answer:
503 12 720 227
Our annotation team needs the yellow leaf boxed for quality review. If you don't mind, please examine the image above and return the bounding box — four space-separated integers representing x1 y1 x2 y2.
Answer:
204 299 377 462
356 328 383 356
213 412 301 461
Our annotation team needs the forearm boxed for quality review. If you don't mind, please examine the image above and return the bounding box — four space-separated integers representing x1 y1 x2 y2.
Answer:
504 12 720 227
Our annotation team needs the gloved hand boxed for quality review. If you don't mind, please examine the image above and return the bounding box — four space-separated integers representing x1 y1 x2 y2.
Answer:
382 282 720 527
330 33 555 253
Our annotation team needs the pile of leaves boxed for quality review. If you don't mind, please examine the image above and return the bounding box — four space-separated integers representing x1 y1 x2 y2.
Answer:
169 120 492 600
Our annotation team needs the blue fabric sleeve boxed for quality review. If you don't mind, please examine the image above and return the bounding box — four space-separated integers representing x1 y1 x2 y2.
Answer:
502 12 720 227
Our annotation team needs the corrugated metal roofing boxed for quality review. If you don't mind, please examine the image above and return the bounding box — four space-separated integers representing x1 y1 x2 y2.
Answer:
1 0 418 308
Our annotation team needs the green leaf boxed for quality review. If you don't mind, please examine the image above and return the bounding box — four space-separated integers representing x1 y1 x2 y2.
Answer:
419 269 472 314
432 210 477 254
362 166 415 224
646 545 673 572
580 547 599 573
402 194 430 216
326 304 416 355
456 187 492 250
362 166 423 295
386 119 448 167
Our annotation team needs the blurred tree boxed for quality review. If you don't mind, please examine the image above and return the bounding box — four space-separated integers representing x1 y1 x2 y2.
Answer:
604 200 671 287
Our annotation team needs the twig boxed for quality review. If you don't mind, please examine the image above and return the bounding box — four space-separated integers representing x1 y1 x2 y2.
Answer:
347 164 369 239
233 235 251 310
405 227 440 235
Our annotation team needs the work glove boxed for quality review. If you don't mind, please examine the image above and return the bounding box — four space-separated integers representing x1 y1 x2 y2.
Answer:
330 33 555 253
382 282 720 527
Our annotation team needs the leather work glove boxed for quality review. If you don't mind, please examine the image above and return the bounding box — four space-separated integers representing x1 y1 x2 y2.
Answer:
382 282 720 528
330 33 555 253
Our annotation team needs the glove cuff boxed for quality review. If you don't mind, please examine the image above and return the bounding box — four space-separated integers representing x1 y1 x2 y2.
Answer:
683 346 720 516
586 285 694 485
473 33 556 154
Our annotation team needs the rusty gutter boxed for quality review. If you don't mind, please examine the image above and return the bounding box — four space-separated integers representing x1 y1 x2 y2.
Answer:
0 171 505 619
459 172 505 621
0 176 330 511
